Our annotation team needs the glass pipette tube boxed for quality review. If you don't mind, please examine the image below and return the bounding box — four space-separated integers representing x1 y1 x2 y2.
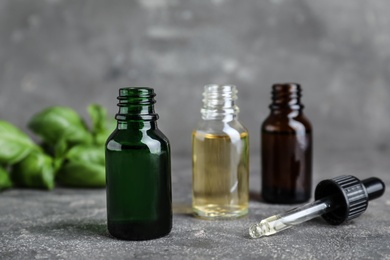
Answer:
249 197 338 238
249 175 386 238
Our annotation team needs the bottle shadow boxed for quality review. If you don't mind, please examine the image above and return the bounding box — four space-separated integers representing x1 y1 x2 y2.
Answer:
249 190 264 202
28 204 194 239
173 203 193 217
29 220 114 240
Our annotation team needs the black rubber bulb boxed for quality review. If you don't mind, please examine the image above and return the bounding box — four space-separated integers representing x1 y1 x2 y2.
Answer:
315 175 386 225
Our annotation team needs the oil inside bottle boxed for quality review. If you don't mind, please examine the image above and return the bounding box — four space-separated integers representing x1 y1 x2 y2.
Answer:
262 130 312 204
192 131 249 219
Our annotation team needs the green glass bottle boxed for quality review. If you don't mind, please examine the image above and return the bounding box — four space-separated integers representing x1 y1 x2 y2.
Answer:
105 87 172 240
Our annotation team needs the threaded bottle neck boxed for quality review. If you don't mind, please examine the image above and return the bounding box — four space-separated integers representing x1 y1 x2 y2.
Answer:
201 84 239 121
270 83 303 111
115 87 159 122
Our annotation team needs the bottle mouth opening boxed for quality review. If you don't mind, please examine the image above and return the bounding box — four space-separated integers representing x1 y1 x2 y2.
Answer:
117 87 156 106
119 87 155 97
115 87 158 121
204 84 237 92
201 84 239 119
270 83 302 110
203 84 238 101
272 83 301 92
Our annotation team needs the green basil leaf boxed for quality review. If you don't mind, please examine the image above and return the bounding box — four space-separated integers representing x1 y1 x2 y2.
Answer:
88 104 106 134
51 139 68 173
11 151 55 190
66 145 104 165
87 104 115 145
28 106 92 147
57 162 105 188
94 118 116 145
0 166 12 191
107 118 116 133
56 145 105 188
0 120 39 165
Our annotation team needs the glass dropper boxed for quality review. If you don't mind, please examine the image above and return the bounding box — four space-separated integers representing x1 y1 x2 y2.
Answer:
249 175 385 239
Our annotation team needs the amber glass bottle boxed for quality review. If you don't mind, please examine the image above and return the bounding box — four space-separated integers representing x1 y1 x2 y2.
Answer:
105 87 172 240
261 83 312 204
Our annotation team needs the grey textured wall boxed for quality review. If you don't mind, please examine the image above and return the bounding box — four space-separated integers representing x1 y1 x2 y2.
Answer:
1 0 390 162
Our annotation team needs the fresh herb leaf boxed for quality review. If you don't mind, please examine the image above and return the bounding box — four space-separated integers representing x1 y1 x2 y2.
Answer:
88 104 106 134
11 151 55 190
0 120 39 165
56 145 105 188
28 106 92 147
0 166 12 191
66 145 104 165
57 162 105 188
87 104 114 145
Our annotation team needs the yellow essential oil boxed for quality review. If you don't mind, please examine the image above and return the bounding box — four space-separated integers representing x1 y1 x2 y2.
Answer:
192 130 249 219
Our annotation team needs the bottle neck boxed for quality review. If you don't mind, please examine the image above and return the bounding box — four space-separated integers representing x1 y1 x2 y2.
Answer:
115 87 159 128
270 83 304 113
200 84 239 122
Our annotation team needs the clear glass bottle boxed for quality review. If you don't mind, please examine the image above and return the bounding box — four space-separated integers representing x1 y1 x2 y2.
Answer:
105 87 172 240
261 83 312 204
192 84 249 219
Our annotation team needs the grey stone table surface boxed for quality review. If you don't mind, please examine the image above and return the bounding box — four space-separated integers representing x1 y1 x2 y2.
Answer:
0 151 389 260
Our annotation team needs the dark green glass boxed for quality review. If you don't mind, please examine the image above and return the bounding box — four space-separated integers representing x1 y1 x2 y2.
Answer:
105 87 172 240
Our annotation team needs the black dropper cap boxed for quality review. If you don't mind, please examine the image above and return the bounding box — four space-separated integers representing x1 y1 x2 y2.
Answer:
314 175 385 225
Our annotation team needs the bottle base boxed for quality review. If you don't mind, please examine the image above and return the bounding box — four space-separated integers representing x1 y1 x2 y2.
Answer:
262 187 311 204
193 204 248 220
108 219 172 241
